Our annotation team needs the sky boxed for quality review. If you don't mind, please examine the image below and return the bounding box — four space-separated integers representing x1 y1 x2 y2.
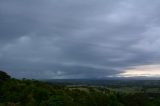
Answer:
0 0 160 79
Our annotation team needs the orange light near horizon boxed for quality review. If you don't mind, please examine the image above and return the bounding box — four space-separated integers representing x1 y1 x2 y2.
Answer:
117 64 160 77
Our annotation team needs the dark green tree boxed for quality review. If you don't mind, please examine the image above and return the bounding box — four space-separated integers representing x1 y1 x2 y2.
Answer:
0 70 11 82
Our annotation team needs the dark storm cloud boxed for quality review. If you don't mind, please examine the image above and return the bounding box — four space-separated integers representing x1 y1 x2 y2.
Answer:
1 0 160 78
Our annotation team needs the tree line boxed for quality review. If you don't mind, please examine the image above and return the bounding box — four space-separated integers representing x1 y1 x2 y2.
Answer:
0 70 160 106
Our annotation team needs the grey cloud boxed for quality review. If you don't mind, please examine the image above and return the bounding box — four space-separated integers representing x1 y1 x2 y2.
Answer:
1 0 160 79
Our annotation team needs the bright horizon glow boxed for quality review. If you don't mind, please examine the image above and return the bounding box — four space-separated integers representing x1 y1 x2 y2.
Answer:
116 64 160 78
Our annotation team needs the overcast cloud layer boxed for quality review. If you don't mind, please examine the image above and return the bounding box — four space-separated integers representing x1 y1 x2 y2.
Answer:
1 0 160 79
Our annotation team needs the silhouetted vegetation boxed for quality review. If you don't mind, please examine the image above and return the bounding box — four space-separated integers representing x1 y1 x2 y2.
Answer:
0 71 160 106
0 70 11 81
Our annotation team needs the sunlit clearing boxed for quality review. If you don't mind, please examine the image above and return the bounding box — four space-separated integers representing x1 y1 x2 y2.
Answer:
117 64 160 77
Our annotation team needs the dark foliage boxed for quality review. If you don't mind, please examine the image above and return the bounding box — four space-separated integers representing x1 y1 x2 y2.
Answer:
0 71 160 106
0 70 11 81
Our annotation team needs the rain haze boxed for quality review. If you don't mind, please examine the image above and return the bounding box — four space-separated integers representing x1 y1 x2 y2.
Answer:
1 0 160 79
